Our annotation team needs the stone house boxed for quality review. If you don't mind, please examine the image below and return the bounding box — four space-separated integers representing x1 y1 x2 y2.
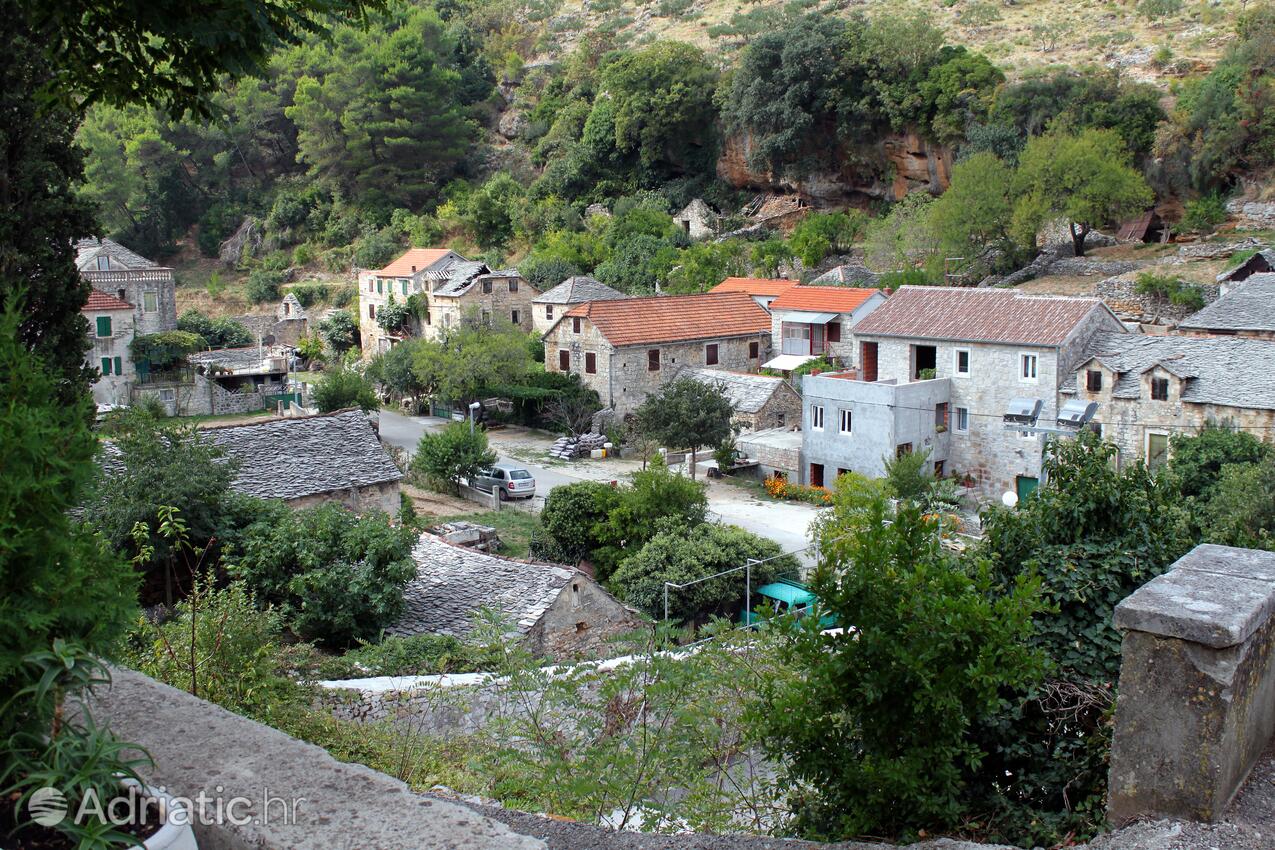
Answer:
543 291 773 416
674 366 801 432
765 285 887 370
708 277 797 312
810 260 880 288
1061 334 1275 470
531 276 626 336
232 293 310 348
429 264 540 335
388 534 641 660
1177 273 1275 339
76 238 177 336
204 409 402 513
82 289 136 408
1214 249 1272 288
673 198 718 240
843 286 1126 500
358 248 467 354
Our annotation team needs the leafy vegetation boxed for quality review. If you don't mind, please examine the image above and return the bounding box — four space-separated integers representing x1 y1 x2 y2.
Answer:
412 421 499 495
312 366 379 412
633 376 735 479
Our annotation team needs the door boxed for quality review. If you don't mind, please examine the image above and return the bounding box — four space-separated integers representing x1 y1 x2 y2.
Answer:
809 463 825 488
860 342 878 382
1016 475 1039 502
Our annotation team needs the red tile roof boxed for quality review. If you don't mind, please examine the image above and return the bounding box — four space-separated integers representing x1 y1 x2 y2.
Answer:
768 285 881 314
710 277 798 297
83 289 133 311
851 286 1114 347
564 292 771 347
374 248 455 277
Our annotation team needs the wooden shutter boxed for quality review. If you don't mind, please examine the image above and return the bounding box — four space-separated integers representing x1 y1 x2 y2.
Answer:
100 357 112 375
558 350 570 371
586 352 597 374
826 321 841 343
113 356 123 375
96 316 112 337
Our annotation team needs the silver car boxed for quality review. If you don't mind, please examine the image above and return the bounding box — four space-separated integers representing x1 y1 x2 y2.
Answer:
475 463 537 500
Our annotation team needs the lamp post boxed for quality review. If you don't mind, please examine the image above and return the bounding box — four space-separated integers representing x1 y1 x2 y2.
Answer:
468 401 482 434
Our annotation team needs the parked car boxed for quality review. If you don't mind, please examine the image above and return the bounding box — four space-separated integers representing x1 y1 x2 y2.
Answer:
474 463 537 500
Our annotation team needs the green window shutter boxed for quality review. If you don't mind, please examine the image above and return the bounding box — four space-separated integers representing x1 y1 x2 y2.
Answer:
100 357 112 375
114 356 123 375
96 316 112 337
377 280 383 294
402 280 408 296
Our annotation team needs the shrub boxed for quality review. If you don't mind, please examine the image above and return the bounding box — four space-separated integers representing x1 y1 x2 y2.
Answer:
292 242 318 267
353 230 399 269
129 330 204 369
297 332 325 364
312 368 378 412
1168 424 1272 502
177 310 252 349
245 268 284 303
197 202 244 258
540 480 624 562
764 475 833 505
593 464 708 579
331 285 355 308
1134 271 1205 310
1137 0 1182 20
316 634 481 679
885 447 933 502
228 501 417 647
318 309 358 353
411 422 498 494
289 281 327 308
1181 193 1228 233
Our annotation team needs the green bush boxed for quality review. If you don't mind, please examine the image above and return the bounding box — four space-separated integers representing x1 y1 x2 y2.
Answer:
292 242 318 267
593 465 708 579
177 310 252 349
1134 271 1205 310
128 330 203 368
245 268 284 303
540 480 624 562
228 501 417 647
197 202 244 258
318 309 358 353
289 281 327 308
411 422 498 494
1137 0 1182 20
317 634 482 679
312 368 378 412
1181 193 1228 233
331 285 356 308
353 230 399 269
1168 424 1272 502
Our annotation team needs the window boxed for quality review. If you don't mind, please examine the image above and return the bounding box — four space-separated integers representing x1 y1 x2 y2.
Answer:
511 309 520 325
401 280 409 296
811 404 824 430
142 292 158 313
705 343 719 365
954 407 969 433
1151 377 1169 401
571 582 581 610
839 408 852 434
1147 432 1170 470
911 344 937 380
809 463 825 488
482 279 493 294
647 349 660 371
159 389 175 402
376 279 383 295
826 321 841 343
954 349 970 376
935 402 949 429
1020 353 1038 382
749 340 759 359
508 279 518 292
368 280 374 292
95 316 112 338
116 288 126 301
1086 369 1103 392
585 352 597 374
896 442 913 458
558 350 570 371
100 357 112 375
96 256 110 271
481 309 491 326
572 317 582 334
546 305 554 320
113 356 122 375
368 304 376 319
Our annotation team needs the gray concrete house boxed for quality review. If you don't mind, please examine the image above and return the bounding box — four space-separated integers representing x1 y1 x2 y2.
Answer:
531 276 627 335
204 409 402 513
1062 333 1275 469
389 534 641 660
82 289 136 408
1177 273 1275 339
840 286 1126 500
543 291 773 415
765 285 887 371
76 238 177 336
674 366 801 432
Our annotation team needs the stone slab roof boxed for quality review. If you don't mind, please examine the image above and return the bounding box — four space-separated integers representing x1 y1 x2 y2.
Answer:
204 409 402 501
433 261 490 297
675 367 792 414
562 291 771 347
769 285 880 314
76 237 159 272
533 276 627 305
83 289 133 311
1179 273 1275 332
852 286 1113 347
1063 332 1275 410
810 262 880 287
388 534 575 639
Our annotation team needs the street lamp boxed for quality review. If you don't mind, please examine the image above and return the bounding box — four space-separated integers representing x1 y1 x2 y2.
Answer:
468 401 482 434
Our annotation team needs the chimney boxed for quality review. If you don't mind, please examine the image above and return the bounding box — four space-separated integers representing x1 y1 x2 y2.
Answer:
411 265 417 273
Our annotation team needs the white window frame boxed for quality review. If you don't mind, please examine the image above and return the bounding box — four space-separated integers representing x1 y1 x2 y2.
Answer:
839 408 852 434
811 404 824 431
954 348 970 376
1145 430 1171 467
1019 352 1038 383
142 291 159 313
954 406 969 434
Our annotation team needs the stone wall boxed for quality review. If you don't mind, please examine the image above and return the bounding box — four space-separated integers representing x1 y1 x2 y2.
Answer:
736 431 801 479
524 573 642 660
1096 272 1221 323
742 385 802 432
285 480 401 515
1226 199 1275 230
1108 544 1275 824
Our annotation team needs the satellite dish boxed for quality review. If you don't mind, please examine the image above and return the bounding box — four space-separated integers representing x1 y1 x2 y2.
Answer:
1002 491 1019 508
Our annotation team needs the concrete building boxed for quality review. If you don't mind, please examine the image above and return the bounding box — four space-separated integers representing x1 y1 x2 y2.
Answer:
358 248 467 354
736 427 802 481
76 238 178 336
204 409 402 513
389 533 641 660
708 277 797 312
845 286 1126 500
531 276 626 335
1177 273 1275 339
1061 333 1275 469
674 366 801 432
82 289 136 408
543 291 773 415
765 285 887 370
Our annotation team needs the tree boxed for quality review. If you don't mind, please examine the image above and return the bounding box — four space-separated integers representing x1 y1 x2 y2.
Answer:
610 523 798 623
368 338 427 402
1011 128 1155 257
633 377 735 479
540 480 625 564
318 309 358 354
411 422 497 494
593 464 708 580
177 310 253 349
1168 424 1272 502
787 212 867 269
1202 458 1275 549
227 500 417 647
312 367 378 412
883 446 934 503
864 191 940 276
926 152 1021 277
758 492 1045 841
412 320 534 403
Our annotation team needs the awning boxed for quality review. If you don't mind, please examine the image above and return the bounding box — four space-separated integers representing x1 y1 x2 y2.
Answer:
775 310 839 324
762 354 817 371
756 582 816 606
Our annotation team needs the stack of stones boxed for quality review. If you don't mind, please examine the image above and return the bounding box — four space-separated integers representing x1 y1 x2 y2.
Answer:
548 432 608 460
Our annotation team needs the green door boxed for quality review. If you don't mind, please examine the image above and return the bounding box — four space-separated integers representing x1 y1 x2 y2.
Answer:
1016 475 1039 502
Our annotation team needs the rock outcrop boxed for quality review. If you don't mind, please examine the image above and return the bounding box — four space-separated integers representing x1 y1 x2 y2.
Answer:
219 217 262 267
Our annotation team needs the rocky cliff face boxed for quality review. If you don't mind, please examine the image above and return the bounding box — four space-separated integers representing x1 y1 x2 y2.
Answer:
716 129 953 206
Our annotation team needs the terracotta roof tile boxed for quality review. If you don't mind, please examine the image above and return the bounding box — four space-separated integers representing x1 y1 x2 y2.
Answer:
374 248 457 277
564 292 771 347
851 286 1112 347
710 277 798 297
768 285 880 313
83 289 134 311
